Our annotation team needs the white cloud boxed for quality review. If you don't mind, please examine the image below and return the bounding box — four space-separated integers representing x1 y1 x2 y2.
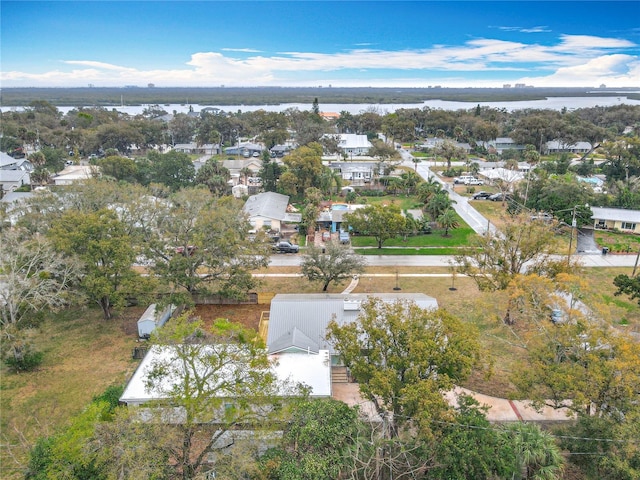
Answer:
1 35 637 87
496 26 551 33
515 54 640 87
221 48 261 53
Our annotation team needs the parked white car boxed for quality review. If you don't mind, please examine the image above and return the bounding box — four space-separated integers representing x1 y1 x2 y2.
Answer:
464 177 484 185
454 175 483 185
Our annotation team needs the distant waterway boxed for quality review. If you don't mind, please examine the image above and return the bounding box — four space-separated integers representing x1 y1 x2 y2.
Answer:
3 96 639 115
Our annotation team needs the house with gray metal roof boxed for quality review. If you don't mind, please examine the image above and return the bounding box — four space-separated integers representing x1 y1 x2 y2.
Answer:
243 191 301 231
591 207 640 234
266 293 439 361
0 169 31 194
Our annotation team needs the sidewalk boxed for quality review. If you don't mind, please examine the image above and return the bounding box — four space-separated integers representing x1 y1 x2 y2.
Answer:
332 383 573 423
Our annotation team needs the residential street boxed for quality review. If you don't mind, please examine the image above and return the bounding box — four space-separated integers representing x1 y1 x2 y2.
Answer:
269 252 639 268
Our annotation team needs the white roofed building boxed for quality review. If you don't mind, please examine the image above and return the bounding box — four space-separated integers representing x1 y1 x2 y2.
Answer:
336 134 373 156
591 207 640 234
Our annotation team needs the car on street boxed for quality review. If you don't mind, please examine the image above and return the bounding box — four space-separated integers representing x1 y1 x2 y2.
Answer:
272 241 299 254
471 191 492 200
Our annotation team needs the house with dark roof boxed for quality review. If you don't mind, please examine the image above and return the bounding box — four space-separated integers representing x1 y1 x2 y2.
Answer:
479 138 525 155
265 293 439 363
225 142 264 157
243 192 301 231
173 143 220 155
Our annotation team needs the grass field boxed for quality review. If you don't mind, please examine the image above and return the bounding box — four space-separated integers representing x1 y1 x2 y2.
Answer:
357 194 424 211
0 307 142 479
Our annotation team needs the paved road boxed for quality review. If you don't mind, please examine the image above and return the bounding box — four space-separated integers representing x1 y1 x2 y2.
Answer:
399 150 498 235
270 252 639 268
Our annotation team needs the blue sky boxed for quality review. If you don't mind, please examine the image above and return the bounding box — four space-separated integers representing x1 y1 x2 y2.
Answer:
1 1 639 88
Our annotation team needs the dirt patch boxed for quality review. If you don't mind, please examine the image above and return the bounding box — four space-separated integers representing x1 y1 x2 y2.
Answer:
193 303 267 332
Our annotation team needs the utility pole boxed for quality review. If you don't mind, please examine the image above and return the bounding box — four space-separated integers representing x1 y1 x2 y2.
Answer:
567 205 577 266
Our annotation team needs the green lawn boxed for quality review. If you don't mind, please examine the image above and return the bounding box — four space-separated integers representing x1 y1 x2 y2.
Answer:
358 194 424 211
351 225 476 249
355 247 470 255
594 229 640 254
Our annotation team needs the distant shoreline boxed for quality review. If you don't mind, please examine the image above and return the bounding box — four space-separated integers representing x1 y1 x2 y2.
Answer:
2 86 639 108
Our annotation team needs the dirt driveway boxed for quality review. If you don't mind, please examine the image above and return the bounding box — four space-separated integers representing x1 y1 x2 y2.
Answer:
193 303 267 331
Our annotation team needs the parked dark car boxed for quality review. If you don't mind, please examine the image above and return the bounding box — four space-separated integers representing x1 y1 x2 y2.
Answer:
272 241 299 254
489 193 511 202
472 191 492 200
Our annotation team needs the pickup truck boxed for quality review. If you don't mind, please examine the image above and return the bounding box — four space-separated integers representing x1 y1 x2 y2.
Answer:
454 175 484 185
272 241 299 254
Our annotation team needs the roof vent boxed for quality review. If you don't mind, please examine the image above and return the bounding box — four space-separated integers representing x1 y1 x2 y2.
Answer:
343 299 361 311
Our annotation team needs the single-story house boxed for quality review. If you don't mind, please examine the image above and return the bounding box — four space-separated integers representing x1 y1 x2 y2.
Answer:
222 158 263 185
0 151 33 171
478 167 524 184
319 112 341 121
591 207 640 234
479 138 525 155
52 165 97 186
316 202 365 232
119 346 332 406
266 293 438 364
0 169 31 194
172 143 220 155
225 142 264 157
336 134 373 156
243 191 301 231
544 140 592 155
270 145 292 158
327 161 383 185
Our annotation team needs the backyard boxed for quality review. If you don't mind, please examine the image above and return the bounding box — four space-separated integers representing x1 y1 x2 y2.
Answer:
2 254 639 479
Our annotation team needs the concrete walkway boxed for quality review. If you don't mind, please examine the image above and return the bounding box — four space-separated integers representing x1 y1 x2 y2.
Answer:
332 383 573 423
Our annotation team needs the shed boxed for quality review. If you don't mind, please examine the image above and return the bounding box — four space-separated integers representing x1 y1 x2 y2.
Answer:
137 304 176 338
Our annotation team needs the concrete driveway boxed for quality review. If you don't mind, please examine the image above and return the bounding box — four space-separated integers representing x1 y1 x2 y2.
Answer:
576 227 601 254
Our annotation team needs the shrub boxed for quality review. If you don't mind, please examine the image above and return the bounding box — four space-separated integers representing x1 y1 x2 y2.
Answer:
4 345 44 372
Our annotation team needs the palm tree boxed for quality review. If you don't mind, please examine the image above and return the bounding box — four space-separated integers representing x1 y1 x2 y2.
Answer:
437 208 459 236
239 167 252 185
425 191 455 221
503 422 563 480
417 178 444 204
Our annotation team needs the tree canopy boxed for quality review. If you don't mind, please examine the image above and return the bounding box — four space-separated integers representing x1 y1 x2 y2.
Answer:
300 240 366 291
344 204 407 249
